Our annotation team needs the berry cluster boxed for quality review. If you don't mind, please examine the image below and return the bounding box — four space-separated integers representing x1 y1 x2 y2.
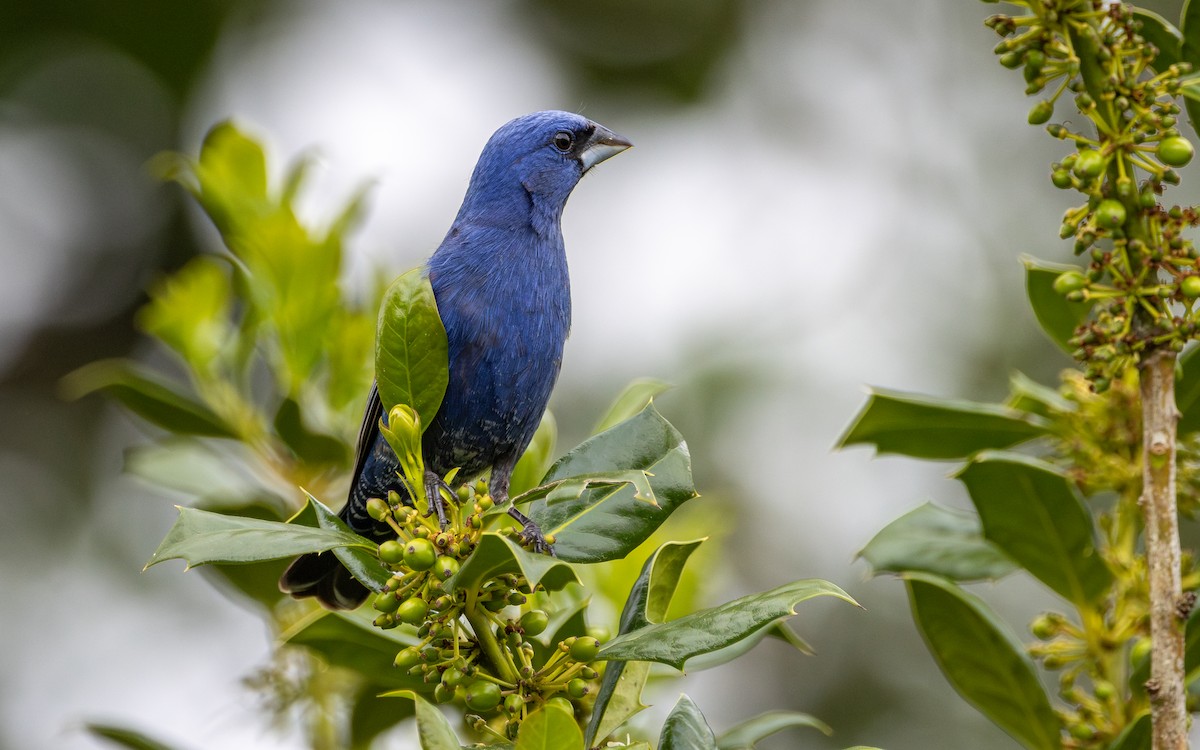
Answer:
367 405 602 741
988 0 1200 389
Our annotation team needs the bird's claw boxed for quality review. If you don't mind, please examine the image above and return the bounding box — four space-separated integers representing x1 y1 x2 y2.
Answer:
507 506 555 556
518 521 557 557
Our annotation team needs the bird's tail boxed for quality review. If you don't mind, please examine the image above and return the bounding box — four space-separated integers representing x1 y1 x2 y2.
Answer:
279 551 370 610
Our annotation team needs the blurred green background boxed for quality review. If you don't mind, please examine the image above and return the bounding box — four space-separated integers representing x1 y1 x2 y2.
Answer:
1 1 1195 748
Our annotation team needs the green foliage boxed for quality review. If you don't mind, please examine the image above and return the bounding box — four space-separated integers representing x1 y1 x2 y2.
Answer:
83 122 860 749
847 2 1200 745
905 575 1060 750
837 387 1047 460
714 711 831 749
858 502 1017 582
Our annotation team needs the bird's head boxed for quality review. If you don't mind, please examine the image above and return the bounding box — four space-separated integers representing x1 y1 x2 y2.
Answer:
462 110 632 218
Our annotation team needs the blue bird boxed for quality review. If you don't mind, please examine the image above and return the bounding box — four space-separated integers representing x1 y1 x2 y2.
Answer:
280 111 632 609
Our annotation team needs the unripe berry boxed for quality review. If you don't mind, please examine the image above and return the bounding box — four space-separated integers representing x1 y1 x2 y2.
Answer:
1094 199 1126 229
545 696 574 715
1051 169 1071 189
504 693 524 715
464 681 502 711
404 538 437 571
434 556 460 580
566 678 588 699
1182 276 1200 298
519 610 549 637
1052 271 1088 295
1158 136 1195 167
373 591 401 613
394 647 421 669
434 683 455 703
378 540 405 564
366 497 390 522
396 596 429 625
569 636 600 662
1028 100 1053 125
442 667 465 687
1072 149 1105 180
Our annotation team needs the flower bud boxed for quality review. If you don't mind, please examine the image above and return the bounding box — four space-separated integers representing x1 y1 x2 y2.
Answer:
367 497 390 522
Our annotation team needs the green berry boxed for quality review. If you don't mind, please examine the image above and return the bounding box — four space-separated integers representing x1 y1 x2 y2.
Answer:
442 667 465 687
404 538 437 571
394 647 421 669
396 596 429 625
434 683 455 703
1158 136 1195 167
1094 199 1126 229
1052 271 1088 295
1072 149 1105 180
464 680 502 711
1029 614 1059 640
434 556 460 580
1051 169 1072 189
519 610 549 637
1093 680 1114 700
373 591 401 613
366 497 390 522
1183 277 1200 298
504 693 524 715
569 636 600 662
566 678 588 699
1028 100 1053 125
378 540 405 564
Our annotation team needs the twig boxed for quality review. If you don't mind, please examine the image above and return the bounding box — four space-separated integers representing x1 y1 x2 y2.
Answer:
1138 349 1187 750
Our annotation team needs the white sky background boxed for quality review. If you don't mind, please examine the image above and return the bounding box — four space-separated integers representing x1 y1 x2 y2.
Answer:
5 0 1197 748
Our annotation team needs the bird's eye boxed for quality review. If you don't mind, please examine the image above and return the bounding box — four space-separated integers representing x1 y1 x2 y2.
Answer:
552 131 575 153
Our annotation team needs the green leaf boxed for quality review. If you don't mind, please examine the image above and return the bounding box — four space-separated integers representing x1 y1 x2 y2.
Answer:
516 470 658 507
145 500 374 570
1024 257 1090 354
957 452 1112 605
137 255 233 372
1107 713 1150 750
511 411 558 496
1006 371 1073 419
281 609 423 689
593 378 672 434
85 724 183 750
598 579 857 670
1181 0 1200 132
445 532 577 596
859 502 1017 582
274 397 349 466
838 387 1047 460
375 268 449 424
1136 8 1182 72
905 574 1060 750
659 695 717 750
1176 344 1200 434
377 690 459 750
586 540 705 747
515 704 584 750
62 360 236 438
524 404 699 563
192 497 289 609
189 121 269 234
349 682 415 750
303 491 392 593
715 711 831 750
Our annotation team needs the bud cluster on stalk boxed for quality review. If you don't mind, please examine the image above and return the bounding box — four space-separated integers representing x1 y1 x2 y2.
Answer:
988 0 1200 391
369 404 603 740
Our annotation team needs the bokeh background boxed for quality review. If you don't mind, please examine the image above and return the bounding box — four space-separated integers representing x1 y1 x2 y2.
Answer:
3 1 1197 748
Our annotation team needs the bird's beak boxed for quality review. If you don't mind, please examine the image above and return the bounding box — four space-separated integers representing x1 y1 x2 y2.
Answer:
579 123 632 172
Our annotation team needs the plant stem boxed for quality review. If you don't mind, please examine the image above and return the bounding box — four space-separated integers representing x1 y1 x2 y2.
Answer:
1138 349 1187 750
464 594 518 685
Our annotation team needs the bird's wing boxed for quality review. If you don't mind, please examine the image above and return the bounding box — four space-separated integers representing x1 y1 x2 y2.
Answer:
350 381 384 488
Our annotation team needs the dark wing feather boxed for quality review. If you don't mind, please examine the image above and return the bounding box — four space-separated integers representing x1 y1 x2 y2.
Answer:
350 381 384 492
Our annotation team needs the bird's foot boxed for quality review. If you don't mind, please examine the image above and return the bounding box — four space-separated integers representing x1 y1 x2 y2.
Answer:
423 471 456 530
507 506 556 557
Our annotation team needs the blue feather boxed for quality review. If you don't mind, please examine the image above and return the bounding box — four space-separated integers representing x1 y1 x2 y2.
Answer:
281 111 631 609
